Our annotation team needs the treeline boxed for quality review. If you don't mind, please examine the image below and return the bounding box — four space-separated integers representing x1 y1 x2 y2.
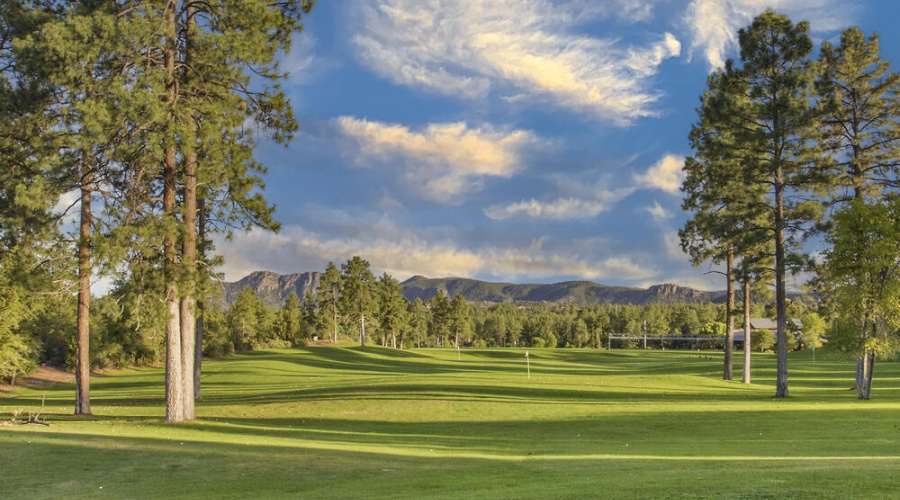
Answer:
2 251 827 387
195 255 826 354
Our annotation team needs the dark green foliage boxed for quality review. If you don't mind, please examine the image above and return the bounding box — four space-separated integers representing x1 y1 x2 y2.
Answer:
0 288 37 383
375 273 409 348
449 294 470 347
340 256 375 346
275 293 303 344
227 288 277 351
316 262 342 343
429 290 451 347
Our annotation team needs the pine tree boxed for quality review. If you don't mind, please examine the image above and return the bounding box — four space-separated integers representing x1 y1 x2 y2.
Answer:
317 262 342 343
0 1 62 388
409 298 426 348
376 273 408 348
681 68 770 382
690 10 822 397
340 256 375 346
276 292 302 344
430 290 451 348
450 294 470 348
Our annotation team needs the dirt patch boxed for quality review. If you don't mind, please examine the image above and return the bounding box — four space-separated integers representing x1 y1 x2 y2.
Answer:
0 366 73 393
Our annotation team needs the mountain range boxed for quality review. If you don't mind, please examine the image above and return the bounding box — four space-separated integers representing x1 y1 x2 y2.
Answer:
217 271 728 308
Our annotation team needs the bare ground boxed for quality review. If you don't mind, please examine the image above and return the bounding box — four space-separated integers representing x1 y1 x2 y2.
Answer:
0 366 73 395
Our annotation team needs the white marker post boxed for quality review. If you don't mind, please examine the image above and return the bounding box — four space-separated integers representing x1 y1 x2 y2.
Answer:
457 344 461 361
525 350 531 379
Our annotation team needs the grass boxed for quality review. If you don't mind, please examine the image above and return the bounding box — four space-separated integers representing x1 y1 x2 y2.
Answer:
2 346 900 499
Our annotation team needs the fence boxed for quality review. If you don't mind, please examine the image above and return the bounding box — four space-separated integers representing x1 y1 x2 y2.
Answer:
607 333 730 350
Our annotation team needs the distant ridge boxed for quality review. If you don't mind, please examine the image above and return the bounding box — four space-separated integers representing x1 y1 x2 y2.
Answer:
219 271 726 308
400 275 725 305
218 271 322 308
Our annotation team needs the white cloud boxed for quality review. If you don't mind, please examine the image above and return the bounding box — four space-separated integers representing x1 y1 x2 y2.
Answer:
352 0 681 124
663 231 686 259
283 33 318 84
685 0 857 70
644 200 672 220
215 223 656 284
635 154 685 194
485 198 613 220
52 189 80 220
336 117 540 202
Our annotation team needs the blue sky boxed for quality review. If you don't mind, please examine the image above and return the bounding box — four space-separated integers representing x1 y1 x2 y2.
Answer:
215 0 900 290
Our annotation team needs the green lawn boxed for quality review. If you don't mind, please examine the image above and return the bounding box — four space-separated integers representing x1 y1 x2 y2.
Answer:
2 347 899 499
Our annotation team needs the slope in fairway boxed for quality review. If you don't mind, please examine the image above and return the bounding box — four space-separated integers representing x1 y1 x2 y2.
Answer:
2 347 900 499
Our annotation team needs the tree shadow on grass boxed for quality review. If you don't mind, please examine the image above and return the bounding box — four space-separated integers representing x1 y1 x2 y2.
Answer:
6 425 900 500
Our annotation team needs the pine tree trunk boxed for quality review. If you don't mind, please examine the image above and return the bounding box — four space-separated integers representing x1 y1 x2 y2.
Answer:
75 172 92 416
163 0 184 423
332 294 338 344
723 246 735 381
195 298 204 400
179 149 197 420
194 197 206 400
774 168 789 398
742 279 751 384
178 3 199 421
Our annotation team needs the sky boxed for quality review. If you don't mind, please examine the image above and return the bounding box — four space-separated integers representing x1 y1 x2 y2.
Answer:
214 0 900 290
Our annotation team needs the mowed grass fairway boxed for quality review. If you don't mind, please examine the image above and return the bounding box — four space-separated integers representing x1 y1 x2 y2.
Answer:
3 347 900 499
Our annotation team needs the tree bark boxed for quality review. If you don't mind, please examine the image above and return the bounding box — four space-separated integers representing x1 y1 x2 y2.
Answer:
194 298 203 399
723 246 735 381
858 348 870 399
178 3 198 421
179 147 197 420
75 168 92 416
774 167 789 398
360 314 366 346
194 196 205 400
742 278 752 384
331 291 338 344
863 352 875 399
163 0 183 423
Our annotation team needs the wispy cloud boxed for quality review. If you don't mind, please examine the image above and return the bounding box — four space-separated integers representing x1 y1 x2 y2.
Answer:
635 154 685 194
336 117 540 203
685 0 857 70
485 198 612 220
663 231 686 259
352 0 681 124
644 200 672 220
282 32 319 84
484 183 634 221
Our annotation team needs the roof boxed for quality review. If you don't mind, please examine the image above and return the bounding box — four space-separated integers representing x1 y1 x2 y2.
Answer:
748 318 802 330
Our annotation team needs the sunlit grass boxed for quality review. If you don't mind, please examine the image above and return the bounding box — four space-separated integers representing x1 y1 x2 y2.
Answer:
2 346 899 499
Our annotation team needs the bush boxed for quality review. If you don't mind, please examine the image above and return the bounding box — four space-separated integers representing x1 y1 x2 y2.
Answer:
751 330 775 352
